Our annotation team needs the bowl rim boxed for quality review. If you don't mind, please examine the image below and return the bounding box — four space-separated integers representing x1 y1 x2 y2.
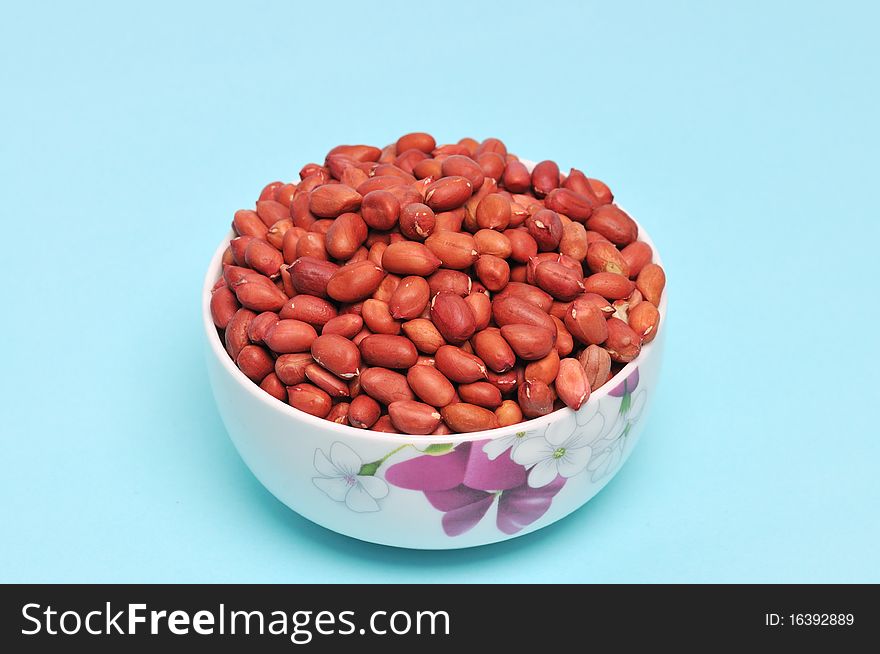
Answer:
203 208 666 446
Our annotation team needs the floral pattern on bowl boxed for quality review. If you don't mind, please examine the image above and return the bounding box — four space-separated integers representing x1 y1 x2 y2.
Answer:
312 367 646 537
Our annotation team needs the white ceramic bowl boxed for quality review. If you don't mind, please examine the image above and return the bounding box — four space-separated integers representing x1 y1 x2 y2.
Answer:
203 214 665 550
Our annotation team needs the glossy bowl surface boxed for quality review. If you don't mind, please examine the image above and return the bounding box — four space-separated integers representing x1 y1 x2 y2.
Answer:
204 183 665 549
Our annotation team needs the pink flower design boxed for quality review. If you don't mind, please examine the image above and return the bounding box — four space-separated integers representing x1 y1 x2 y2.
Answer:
609 367 639 397
385 440 566 537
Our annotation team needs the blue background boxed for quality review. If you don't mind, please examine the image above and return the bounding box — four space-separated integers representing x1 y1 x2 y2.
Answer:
2 1 878 582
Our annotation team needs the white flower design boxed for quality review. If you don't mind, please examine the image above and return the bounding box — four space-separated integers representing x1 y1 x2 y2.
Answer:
313 442 389 512
587 390 646 482
512 402 605 488
483 429 532 460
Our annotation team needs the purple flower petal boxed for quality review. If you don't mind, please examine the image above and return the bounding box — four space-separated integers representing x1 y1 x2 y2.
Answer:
627 367 640 392
424 484 492 511
462 439 528 491
384 442 471 491
441 494 496 537
609 366 639 397
496 475 566 535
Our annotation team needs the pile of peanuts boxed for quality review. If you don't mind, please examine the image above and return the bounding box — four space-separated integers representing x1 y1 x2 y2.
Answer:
210 134 666 434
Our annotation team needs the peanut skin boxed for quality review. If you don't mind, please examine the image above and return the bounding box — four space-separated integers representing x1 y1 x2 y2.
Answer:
215 136 664 433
